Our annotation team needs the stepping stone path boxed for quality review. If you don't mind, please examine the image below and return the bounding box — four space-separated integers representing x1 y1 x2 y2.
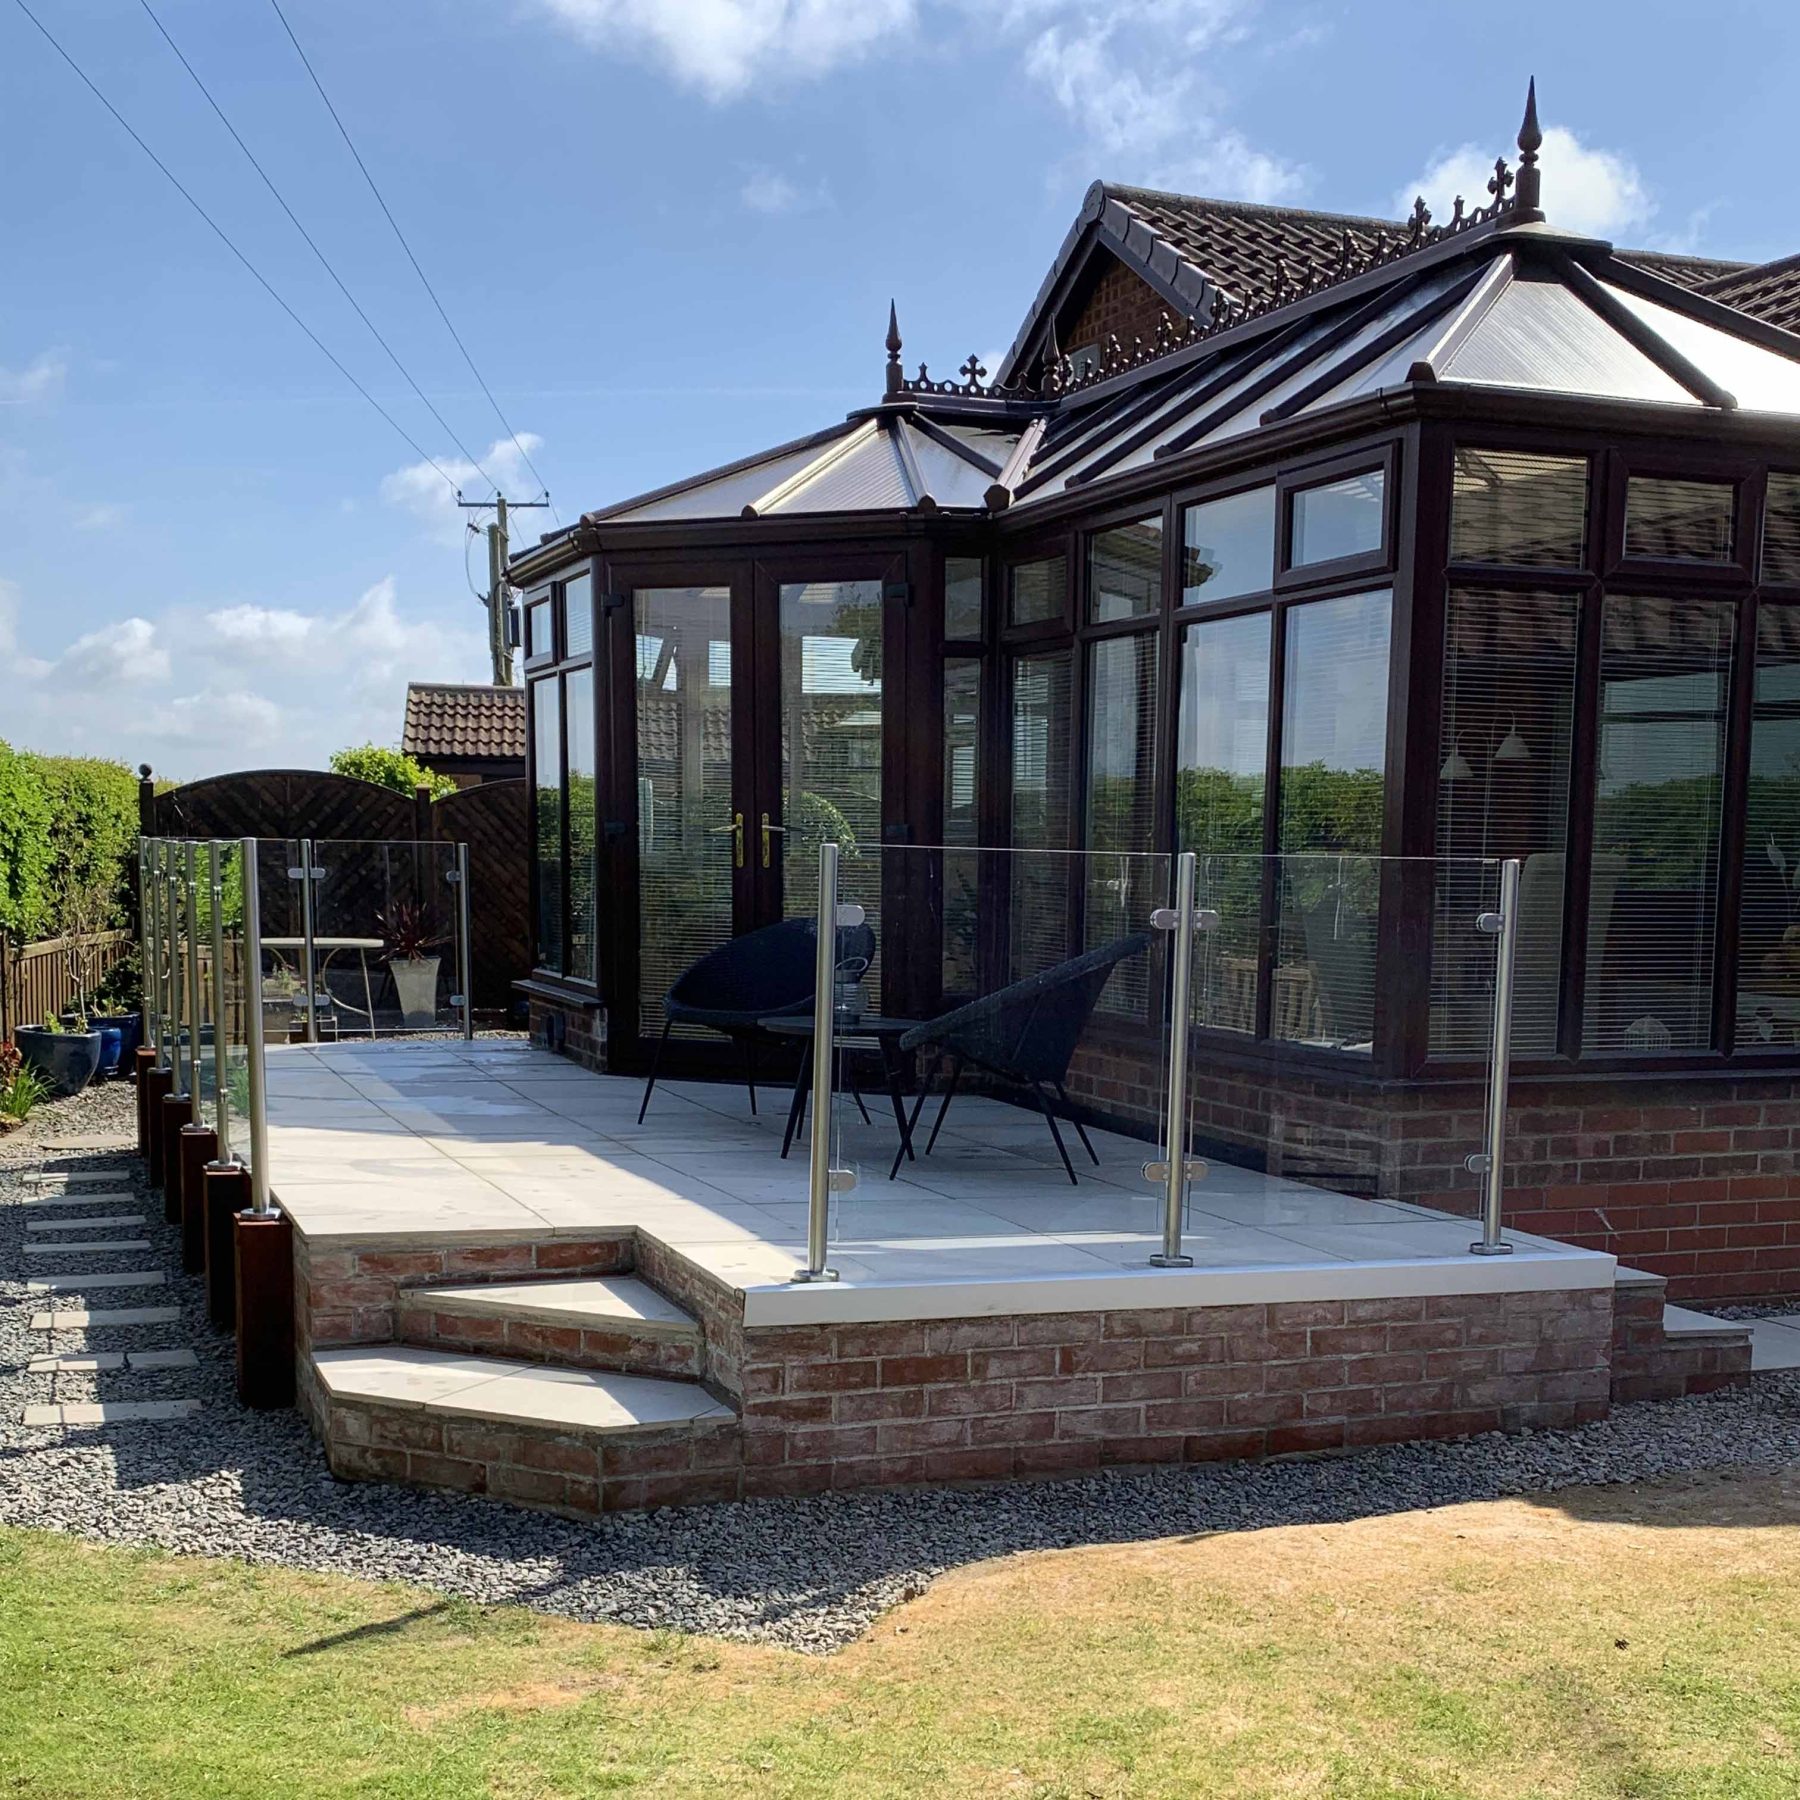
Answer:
11 1145 205 1430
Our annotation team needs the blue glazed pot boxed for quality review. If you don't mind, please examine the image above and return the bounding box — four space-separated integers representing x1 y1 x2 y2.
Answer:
16 1025 104 1097
88 1012 142 1076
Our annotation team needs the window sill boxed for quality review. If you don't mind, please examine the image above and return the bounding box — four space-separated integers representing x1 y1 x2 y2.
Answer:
513 976 603 1011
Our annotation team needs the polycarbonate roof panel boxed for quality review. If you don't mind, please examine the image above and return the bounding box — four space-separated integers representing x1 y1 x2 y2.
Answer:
1603 282 1800 417
1440 280 1696 406
933 423 1017 472
779 427 914 513
609 432 853 521
899 421 1002 506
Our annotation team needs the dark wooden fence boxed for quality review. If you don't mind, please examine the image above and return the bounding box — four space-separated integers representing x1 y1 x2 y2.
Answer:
140 769 527 1016
0 929 134 1040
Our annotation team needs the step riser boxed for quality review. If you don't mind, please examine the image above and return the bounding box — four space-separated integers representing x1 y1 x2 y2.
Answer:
395 1304 702 1380
324 1395 742 1514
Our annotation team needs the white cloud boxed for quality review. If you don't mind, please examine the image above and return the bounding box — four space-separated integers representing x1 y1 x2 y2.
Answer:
0 349 67 405
57 617 170 688
380 432 546 545
205 603 314 656
740 167 829 214
71 502 127 532
152 689 284 747
536 0 915 99
1400 125 1652 242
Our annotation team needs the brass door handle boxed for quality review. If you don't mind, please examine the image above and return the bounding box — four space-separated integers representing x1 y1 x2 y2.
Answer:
707 812 745 868
760 812 787 869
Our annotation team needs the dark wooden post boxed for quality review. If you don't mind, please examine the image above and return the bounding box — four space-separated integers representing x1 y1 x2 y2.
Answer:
203 1163 250 1329
136 765 158 838
178 1123 217 1273
142 1063 173 1180
134 1045 157 1155
412 781 433 843
234 1209 295 1409
159 1092 192 1219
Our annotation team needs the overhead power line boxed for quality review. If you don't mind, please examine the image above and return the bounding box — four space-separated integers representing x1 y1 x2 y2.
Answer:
9 0 460 492
135 0 501 495
266 0 557 521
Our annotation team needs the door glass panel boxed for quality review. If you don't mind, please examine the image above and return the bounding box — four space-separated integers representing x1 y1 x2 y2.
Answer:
1085 632 1158 1017
565 667 597 984
1010 648 1074 980
778 581 884 982
531 677 562 973
635 587 734 1037
1739 605 1800 1046
944 658 981 993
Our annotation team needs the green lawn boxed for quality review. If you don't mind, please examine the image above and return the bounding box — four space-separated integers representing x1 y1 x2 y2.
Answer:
3 1466 1799 1798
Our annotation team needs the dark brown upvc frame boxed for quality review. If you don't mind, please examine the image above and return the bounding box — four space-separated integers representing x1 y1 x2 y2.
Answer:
1275 443 1399 594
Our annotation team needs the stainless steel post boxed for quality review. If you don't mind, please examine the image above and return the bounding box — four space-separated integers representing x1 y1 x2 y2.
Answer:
241 838 273 1216
136 838 155 1055
1151 852 1199 1269
208 842 231 1160
791 841 840 1284
456 842 474 1041
1470 856 1521 1256
298 836 319 1044
167 853 187 1098
145 842 166 1064
183 842 205 1103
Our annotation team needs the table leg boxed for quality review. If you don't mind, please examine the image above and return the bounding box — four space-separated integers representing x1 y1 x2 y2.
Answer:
780 1054 810 1160
360 949 377 1039
878 1038 915 1178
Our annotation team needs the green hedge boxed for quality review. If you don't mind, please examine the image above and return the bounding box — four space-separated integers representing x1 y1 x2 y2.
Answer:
0 740 138 944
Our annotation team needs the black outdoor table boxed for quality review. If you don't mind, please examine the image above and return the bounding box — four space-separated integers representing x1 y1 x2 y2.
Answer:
759 1013 922 1174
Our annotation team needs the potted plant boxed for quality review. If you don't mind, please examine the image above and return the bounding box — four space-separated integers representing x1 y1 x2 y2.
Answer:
0 1042 50 1132
377 902 449 1030
15 1010 103 1097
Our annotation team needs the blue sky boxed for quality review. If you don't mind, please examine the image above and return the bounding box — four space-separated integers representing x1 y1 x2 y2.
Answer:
3 0 1795 778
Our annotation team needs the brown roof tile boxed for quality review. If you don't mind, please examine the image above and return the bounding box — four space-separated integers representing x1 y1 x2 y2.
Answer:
401 683 526 762
1700 252 1800 333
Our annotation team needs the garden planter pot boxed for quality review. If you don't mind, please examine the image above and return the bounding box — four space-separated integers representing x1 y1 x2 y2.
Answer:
88 1013 141 1078
16 1025 104 1097
389 956 441 1030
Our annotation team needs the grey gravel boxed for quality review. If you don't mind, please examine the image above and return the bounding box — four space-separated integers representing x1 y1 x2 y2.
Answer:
4 1128 1800 1654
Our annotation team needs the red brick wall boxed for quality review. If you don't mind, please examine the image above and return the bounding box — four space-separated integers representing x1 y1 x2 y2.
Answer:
1063 257 1178 360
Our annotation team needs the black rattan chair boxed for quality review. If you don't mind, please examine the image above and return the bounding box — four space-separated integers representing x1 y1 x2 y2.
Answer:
637 916 877 1123
893 932 1150 1183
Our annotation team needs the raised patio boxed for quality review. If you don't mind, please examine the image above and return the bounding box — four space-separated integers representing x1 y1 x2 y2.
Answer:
261 1038 1750 1515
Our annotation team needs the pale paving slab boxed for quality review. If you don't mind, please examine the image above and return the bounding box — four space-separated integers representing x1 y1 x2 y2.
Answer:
1749 1318 1800 1373
406 1276 700 1337
27 1271 167 1293
24 1169 129 1187
30 1306 182 1329
20 1192 142 1209
22 1400 200 1426
128 1348 200 1370
27 1352 127 1373
22 1240 152 1256
25 1215 146 1232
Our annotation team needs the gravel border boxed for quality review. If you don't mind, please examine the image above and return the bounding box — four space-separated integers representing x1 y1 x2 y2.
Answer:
3 1136 1799 1654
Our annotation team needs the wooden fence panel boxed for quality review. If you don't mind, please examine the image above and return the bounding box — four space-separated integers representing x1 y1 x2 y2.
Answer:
432 781 528 1012
0 930 133 1038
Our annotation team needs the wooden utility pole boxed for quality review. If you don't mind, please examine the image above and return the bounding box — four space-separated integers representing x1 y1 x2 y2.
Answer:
457 490 549 687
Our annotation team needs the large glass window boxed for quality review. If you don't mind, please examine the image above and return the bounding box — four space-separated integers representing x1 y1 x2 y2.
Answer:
1008 555 1067 628
1088 518 1162 623
1177 610 1271 1031
1182 486 1274 603
1451 448 1588 568
563 571 593 658
1289 468 1384 569
1624 476 1734 563
1583 595 1735 1052
1009 650 1074 979
565 666 596 985
1432 588 1579 1056
1762 473 1800 584
943 660 981 992
531 676 562 974
525 594 553 661
945 556 984 639
1085 632 1158 1015
1736 605 1800 1047
1275 588 1391 1050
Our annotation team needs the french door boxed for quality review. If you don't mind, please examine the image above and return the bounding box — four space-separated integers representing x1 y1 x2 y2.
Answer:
608 553 904 1068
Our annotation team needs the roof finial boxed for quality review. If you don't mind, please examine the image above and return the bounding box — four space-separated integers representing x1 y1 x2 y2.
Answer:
885 300 903 397
1514 77 1542 218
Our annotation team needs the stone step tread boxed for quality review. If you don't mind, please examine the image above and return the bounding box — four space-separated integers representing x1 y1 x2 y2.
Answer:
400 1275 700 1340
25 1170 130 1187
23 1350 191 1372
26 1215 146 1232
314 1345 734 1435
27 1272 167 1293
21 1399 200 1426
1662 1303 1753 1339
30 1306 183 1329
20 1193 139 1208
21 1240 152 1256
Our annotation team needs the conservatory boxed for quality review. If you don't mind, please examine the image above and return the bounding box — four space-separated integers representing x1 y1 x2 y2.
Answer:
509 90 1800 1300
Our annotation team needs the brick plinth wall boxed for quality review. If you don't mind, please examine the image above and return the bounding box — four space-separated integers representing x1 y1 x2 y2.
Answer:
731 1290 1615 1498
525 994 605 1072
1611 1275 1753 1402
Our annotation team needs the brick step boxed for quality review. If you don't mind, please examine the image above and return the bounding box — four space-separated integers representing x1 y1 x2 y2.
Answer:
395 1275 703 1379
313 1345 741 1514
1611 1272 1753 1402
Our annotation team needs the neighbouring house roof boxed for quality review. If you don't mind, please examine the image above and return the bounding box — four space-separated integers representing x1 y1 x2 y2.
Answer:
402 682 526 763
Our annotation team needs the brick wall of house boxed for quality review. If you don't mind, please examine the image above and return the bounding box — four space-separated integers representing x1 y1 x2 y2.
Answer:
1063 258 1177 360
526 995 606 1072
